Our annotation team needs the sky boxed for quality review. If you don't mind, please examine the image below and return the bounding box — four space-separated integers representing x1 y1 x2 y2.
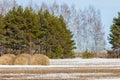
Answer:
16 0 120 50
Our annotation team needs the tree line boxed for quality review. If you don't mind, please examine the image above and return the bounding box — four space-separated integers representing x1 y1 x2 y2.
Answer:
1 0 119 58
0 6 75 58
0 0 106 53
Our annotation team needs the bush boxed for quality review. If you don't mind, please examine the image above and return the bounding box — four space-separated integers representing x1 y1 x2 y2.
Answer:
82 51 94 58
107 50 120 58
30 54 50 65
96 53 108 58
63 52 75 58
0 54 16 65
13 53 31 65
74 52 82 57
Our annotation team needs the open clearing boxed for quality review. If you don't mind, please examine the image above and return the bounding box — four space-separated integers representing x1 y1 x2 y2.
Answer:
0 58 120 80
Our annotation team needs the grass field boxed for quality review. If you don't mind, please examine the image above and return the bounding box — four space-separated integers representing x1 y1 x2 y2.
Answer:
0 58 120 80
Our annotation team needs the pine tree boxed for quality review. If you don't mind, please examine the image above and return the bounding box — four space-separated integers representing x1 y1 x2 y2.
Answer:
4 6 26 53
0 14 5 54
58 15 75 58
38 10 75 58
109 12 120 49
0 14 4 43
23 7 41 54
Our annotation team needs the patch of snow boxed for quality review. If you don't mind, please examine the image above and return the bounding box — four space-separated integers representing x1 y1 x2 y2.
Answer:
0 72 112 76
0 65 120 68
0 73 113 79
93 78 120 80
50 58 120 66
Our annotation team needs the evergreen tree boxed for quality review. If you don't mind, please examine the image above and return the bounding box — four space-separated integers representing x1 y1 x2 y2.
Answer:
0 14 5 54
109 12 120 49
4 6 41 54
4 6 26 53
37 9 49 54
0 14 4 43
38 10 75 58
23 7 40 54
58 15 75 58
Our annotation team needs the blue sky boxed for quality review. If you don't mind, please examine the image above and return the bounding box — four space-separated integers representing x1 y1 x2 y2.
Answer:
16 0 120 49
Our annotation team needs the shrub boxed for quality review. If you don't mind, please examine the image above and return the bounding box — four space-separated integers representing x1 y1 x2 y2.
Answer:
30 54 50 65
0 54 16 65
63 52 75 58
13 53 31 65
107 50 120 58
96 53 108 58
74 52 82 57
82 51 94 58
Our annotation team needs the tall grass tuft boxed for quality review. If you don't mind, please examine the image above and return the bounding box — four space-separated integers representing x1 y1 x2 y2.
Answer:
82 51 94 58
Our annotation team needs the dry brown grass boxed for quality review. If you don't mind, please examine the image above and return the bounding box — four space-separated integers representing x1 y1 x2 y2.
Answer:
30 54 50 65
74 52 82 57
96 53 108 58
13 53 31 65
0 54 16 65
0 67 120 80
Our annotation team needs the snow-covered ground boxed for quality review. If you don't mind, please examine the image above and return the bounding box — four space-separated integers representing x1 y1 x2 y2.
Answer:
94 78 120 80
50 58 120 67
0 58 120 80
0 73 113 79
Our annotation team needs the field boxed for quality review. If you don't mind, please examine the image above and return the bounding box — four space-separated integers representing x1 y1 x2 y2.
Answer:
0 58 120 80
